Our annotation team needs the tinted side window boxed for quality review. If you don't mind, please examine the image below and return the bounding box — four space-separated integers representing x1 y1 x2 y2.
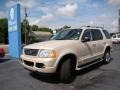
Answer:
91 29 103 41
66 29 81 40
118 35 120 38
112 35 116 38
103 30 111 39
82 29 91 41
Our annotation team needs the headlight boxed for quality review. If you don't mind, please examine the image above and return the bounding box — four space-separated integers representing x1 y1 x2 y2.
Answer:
38 49 56 58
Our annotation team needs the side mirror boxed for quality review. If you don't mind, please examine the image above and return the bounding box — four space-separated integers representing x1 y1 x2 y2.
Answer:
82 36 90 42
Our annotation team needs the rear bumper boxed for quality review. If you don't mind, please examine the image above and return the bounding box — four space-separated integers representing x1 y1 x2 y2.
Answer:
20 55 57 73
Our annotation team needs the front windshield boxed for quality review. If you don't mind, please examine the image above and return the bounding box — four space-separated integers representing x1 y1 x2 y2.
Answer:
51 29 82 40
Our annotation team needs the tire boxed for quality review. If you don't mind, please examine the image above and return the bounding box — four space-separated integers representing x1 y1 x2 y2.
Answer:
103 50 111 64
60 58 74 82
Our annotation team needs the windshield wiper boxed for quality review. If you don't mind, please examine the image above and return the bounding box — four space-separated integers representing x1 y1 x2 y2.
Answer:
56 38 64 40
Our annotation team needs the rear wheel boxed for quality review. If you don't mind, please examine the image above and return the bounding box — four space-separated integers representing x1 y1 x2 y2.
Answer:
103 50 111 64
60 58 75 82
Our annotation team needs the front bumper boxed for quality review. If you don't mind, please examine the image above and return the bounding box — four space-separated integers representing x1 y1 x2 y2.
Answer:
20 55 57 73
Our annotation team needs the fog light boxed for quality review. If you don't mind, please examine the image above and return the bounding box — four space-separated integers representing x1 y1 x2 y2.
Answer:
20 59 23 63
36 63 45 68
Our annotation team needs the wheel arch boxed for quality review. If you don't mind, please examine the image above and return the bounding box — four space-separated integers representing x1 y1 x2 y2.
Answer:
104 46 111 53
56 53 77 72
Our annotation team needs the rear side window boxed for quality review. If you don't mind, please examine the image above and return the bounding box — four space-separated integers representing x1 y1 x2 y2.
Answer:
118 35 120 38
112 35 116 38
103 30 111 39
91 29 103 41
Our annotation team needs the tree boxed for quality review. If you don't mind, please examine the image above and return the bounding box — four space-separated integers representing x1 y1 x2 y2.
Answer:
21 22 25 43
22 19 32 44
38 27 53 34
0 18 8 44
31 25 53 34
32 25 38 31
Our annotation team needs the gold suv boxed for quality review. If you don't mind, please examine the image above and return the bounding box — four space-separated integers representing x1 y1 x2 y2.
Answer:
21 26 112 82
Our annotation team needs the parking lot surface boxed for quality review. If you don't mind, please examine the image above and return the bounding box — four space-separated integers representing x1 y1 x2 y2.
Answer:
0 45 120 90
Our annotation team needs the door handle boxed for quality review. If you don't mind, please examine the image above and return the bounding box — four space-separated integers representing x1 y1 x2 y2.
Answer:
103 42 106 45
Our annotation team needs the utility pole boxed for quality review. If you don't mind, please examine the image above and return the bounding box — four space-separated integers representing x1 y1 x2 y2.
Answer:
24 7 28 45
118 9 120 33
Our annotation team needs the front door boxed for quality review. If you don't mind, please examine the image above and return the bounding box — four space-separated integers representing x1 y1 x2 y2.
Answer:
78 29 96 65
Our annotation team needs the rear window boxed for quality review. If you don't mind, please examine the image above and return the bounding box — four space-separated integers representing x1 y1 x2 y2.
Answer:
103 30 111 39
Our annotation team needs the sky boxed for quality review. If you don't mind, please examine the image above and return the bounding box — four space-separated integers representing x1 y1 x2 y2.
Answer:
0 0 120 33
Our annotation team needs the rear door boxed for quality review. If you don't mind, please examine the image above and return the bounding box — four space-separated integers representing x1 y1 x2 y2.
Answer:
91 29 104 59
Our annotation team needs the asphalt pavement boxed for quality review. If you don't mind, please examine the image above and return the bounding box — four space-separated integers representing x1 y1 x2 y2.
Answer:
0 44 120 90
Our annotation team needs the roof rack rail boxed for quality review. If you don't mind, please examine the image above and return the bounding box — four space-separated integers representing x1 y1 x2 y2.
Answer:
81 25 104 29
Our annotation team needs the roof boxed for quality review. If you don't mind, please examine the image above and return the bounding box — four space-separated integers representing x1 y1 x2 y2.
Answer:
81 26 104 30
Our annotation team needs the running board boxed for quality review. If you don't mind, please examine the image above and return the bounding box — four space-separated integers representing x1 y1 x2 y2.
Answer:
76 59 103 70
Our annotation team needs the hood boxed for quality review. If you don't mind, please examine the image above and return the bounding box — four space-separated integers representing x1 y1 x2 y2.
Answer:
24 40 78 49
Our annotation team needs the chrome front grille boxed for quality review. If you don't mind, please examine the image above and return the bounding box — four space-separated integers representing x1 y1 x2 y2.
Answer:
24 49 39 56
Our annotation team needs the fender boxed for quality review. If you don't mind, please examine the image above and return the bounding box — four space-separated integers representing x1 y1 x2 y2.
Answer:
54 49 79 69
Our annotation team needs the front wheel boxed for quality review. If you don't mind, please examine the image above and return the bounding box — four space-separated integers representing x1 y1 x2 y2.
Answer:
103 50 111 64
60 59 75 82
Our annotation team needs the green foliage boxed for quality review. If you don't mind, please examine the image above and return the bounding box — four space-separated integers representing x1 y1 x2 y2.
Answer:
21 22 25 43
0 18 8 44
31 25 53 34
38 27 53 34
32 25 38 31
21 19 30 40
